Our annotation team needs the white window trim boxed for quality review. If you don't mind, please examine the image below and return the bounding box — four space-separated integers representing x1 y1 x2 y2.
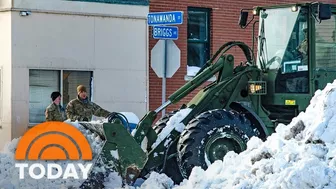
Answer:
0 67 2 129
184 74 216 81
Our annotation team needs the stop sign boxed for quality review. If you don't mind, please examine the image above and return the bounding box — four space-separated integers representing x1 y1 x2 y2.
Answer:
151 40 180 78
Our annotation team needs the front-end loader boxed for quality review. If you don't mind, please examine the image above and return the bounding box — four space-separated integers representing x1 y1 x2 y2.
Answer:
79 2 336 188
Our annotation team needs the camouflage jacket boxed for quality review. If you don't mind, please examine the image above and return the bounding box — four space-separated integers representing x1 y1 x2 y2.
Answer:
65 96 111 122
45 103 66 122
297 38 308 55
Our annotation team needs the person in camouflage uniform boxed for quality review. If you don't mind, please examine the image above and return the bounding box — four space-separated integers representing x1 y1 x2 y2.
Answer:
297 25 308 64
66 85 111 122
45 91 66 122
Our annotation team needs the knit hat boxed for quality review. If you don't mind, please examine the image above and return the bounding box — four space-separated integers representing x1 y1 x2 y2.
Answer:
77 85 87 94
51 91 61 101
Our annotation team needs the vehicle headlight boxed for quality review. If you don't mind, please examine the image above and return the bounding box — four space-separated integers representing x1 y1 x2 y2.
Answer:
248 81 267 95
249 84 262 93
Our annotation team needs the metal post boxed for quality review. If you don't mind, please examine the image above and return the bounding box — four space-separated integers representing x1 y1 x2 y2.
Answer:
162 40 167 117
60 70 63 106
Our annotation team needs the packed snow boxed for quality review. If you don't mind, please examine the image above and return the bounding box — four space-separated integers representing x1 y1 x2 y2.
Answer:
3 80 336 189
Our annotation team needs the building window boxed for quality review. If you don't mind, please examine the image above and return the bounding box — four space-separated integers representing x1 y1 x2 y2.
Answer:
68 0 149 6
0 68 2 128
62 71 92 106
315 13 336 70
29 70 60 124
187 7 211 76
29 69 93 124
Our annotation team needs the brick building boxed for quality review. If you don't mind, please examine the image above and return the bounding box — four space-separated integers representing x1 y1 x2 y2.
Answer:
148 0 336 118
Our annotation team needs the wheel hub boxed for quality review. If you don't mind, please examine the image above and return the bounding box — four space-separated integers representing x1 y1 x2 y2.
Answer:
210 144 229 160
205 131 246 164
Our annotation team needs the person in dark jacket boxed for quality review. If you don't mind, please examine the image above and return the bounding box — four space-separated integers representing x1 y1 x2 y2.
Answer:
66 85 111 122
45 91 66 122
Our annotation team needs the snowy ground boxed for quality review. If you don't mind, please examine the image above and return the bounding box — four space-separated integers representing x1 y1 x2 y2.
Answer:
3 80 336 189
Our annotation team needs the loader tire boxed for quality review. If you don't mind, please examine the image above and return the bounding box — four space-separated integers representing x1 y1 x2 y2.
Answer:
177 109 258 178
79 159 109 189
153 110 178 133
152 110 184 184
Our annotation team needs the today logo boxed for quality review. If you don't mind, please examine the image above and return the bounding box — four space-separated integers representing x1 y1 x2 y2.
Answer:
14 121 93 179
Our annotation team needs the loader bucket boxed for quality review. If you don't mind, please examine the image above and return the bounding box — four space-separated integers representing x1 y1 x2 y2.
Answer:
79 122 148 188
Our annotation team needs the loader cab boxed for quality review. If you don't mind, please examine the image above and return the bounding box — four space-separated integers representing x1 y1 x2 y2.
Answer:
253 3 336 93
255 5 334 88
257 6 310 94
240 2 336 124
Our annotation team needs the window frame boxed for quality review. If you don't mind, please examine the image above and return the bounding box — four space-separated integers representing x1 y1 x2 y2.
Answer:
186 7 211 78
0 67 2 129
67 0 149 6
28 69 93 127
314 12 336 71
61 70 94 106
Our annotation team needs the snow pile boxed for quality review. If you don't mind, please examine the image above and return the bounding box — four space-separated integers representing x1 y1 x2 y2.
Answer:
103 172 123 189
135 81 336 189
120 172 174 189
187 66 201 76
151 108 192 149
0 120 112 189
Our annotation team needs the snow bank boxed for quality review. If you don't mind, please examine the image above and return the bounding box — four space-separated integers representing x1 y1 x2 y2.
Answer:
119 172 174 189
0 120 120 189
136 80 336 189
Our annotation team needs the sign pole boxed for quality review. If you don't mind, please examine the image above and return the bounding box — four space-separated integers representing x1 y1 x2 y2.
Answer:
148 11 183 118
162 40 167 117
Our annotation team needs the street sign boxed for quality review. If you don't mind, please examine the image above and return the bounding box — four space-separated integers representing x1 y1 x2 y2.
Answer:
153 26 178 40
151 40 180 78
148 11 183 26
148 11 183 117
